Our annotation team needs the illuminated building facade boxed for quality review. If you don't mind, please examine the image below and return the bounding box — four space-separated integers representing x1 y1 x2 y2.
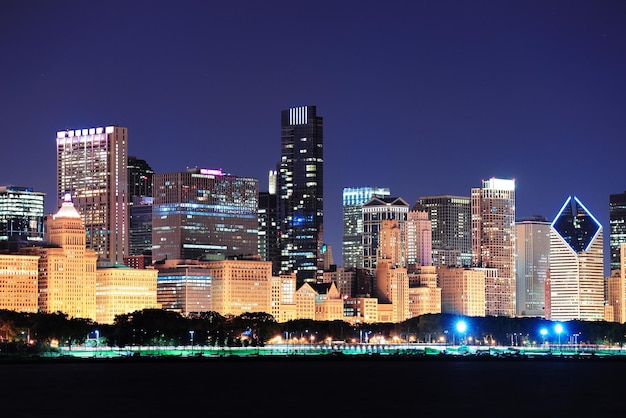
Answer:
515 216 550 317
152 167 258 261
609 191 626 273
405 202 432 270
375 219 409 323
362 196 409 271
0 254 39 313
206 257 272 317
322 266 355 297
438 266 486 317
471 178 516 317
343 296 378 324
26 196 98 320
310 282 343 321
56 126 128 264
271 273 297 323
259 170 280 275
606 244 626 323
342 186 390 269
156 262 212 315
128 156 154 257
408 266 441 318
95 264 158 324
277 105 324 286
0 186 45 249
419 195 472 268
548 196 604 321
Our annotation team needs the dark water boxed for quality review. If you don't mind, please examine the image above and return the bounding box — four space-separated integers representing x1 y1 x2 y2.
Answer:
1 356 620 417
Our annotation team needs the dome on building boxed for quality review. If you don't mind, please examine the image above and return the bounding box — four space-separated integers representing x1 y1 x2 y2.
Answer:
53 193 81 219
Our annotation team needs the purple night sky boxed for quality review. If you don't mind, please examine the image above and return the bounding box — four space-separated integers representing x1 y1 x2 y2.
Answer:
1 1 625 274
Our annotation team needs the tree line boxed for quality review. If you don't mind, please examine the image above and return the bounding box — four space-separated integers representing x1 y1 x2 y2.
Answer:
2 308 626 355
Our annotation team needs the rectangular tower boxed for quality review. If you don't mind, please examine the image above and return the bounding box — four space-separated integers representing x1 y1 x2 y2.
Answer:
419 195 472 268
152 167 258 262
0 186 45 249
342 186 390 269
56 126 129 264
362 196 409 271
609 191 626 273
515 216 550 317
471 178 516 317
277 105 323 286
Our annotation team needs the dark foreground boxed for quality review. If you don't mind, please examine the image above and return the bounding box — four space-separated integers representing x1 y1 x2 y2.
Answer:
1 355 621 417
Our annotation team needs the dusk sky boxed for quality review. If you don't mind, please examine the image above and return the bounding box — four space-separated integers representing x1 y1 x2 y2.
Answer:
2 1 625 274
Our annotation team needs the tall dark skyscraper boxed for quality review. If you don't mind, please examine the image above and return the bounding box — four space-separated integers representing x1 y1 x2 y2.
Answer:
128 156 154 198
610 191 626 272
277 105 323 285
128 156 154 257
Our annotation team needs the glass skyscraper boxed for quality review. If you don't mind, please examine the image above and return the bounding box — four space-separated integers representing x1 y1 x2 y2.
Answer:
342 186 390 269
0 186 45 249
152 167 258 262
277 105 323 285
515 216 550 317
548 196 604 321
610 191 626 273
56 126 129 264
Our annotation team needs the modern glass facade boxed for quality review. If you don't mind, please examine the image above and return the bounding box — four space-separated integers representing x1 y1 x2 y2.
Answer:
609 191 626 273
129 196 153 256
419 195 472 268
549 196 604 321
0 186 45 248
515 216 550 317
157 267 212 315
56 126 129 264
152 167 259 261
342 186 390 269
277 105 323 286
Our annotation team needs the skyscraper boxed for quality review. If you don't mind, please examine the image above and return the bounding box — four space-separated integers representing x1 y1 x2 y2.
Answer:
515 216 550 317
362 196 409 271
56 126 129 264
419 195 472 268
342 186 390 269
405 202 432 269
277 105 323 285
152 167 258 262
548 196 604 321
259 170 280 276
609 191 626 273
0 186 45 249
471 178 516 317
127 156 154 198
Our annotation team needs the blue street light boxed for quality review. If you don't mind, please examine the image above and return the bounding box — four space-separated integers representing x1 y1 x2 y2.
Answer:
456 321 467 345
540 328 547 345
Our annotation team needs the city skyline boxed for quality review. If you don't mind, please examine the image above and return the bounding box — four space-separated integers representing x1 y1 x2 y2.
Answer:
2 1 625 275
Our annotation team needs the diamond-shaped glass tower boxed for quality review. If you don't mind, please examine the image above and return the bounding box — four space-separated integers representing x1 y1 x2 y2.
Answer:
552 196 602 253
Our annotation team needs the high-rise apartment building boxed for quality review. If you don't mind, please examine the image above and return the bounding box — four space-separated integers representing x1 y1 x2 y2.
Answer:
438 266 486 317
56 126 129 264
515 216 550 317
375 219 409 323
362 196 409 271
0 186 45 249
548 196 604 321
609 191 626 273
471 178 516 317
405 202 432 269
419 195 471 268
152 167 258 261
0 253 39 313
342 186 390 269
277 105 323 285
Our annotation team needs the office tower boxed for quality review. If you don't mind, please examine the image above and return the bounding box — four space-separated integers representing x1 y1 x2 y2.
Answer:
271 273 297 323
0 186 45 249
28 195 98 320
438 266 486 317
152 167 259 262
362 196 409 271
609 191 626 273
95 264 158 324
0 254 39 313
375 219 409 322
277 105 323 286
405 202 432 270
128 156 154 198
56 126 129 264
407 266 441 318
548 196 604 321
419 195 472 268
471 178 516 317
128 196 153 257
259 170 280 275
515 216 550 317
342 186 390 269
322 266 355 297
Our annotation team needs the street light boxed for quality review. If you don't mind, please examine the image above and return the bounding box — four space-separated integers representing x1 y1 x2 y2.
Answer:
555 323 563 354
189 330 195 355
456 321 467 345
540 328 548 347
